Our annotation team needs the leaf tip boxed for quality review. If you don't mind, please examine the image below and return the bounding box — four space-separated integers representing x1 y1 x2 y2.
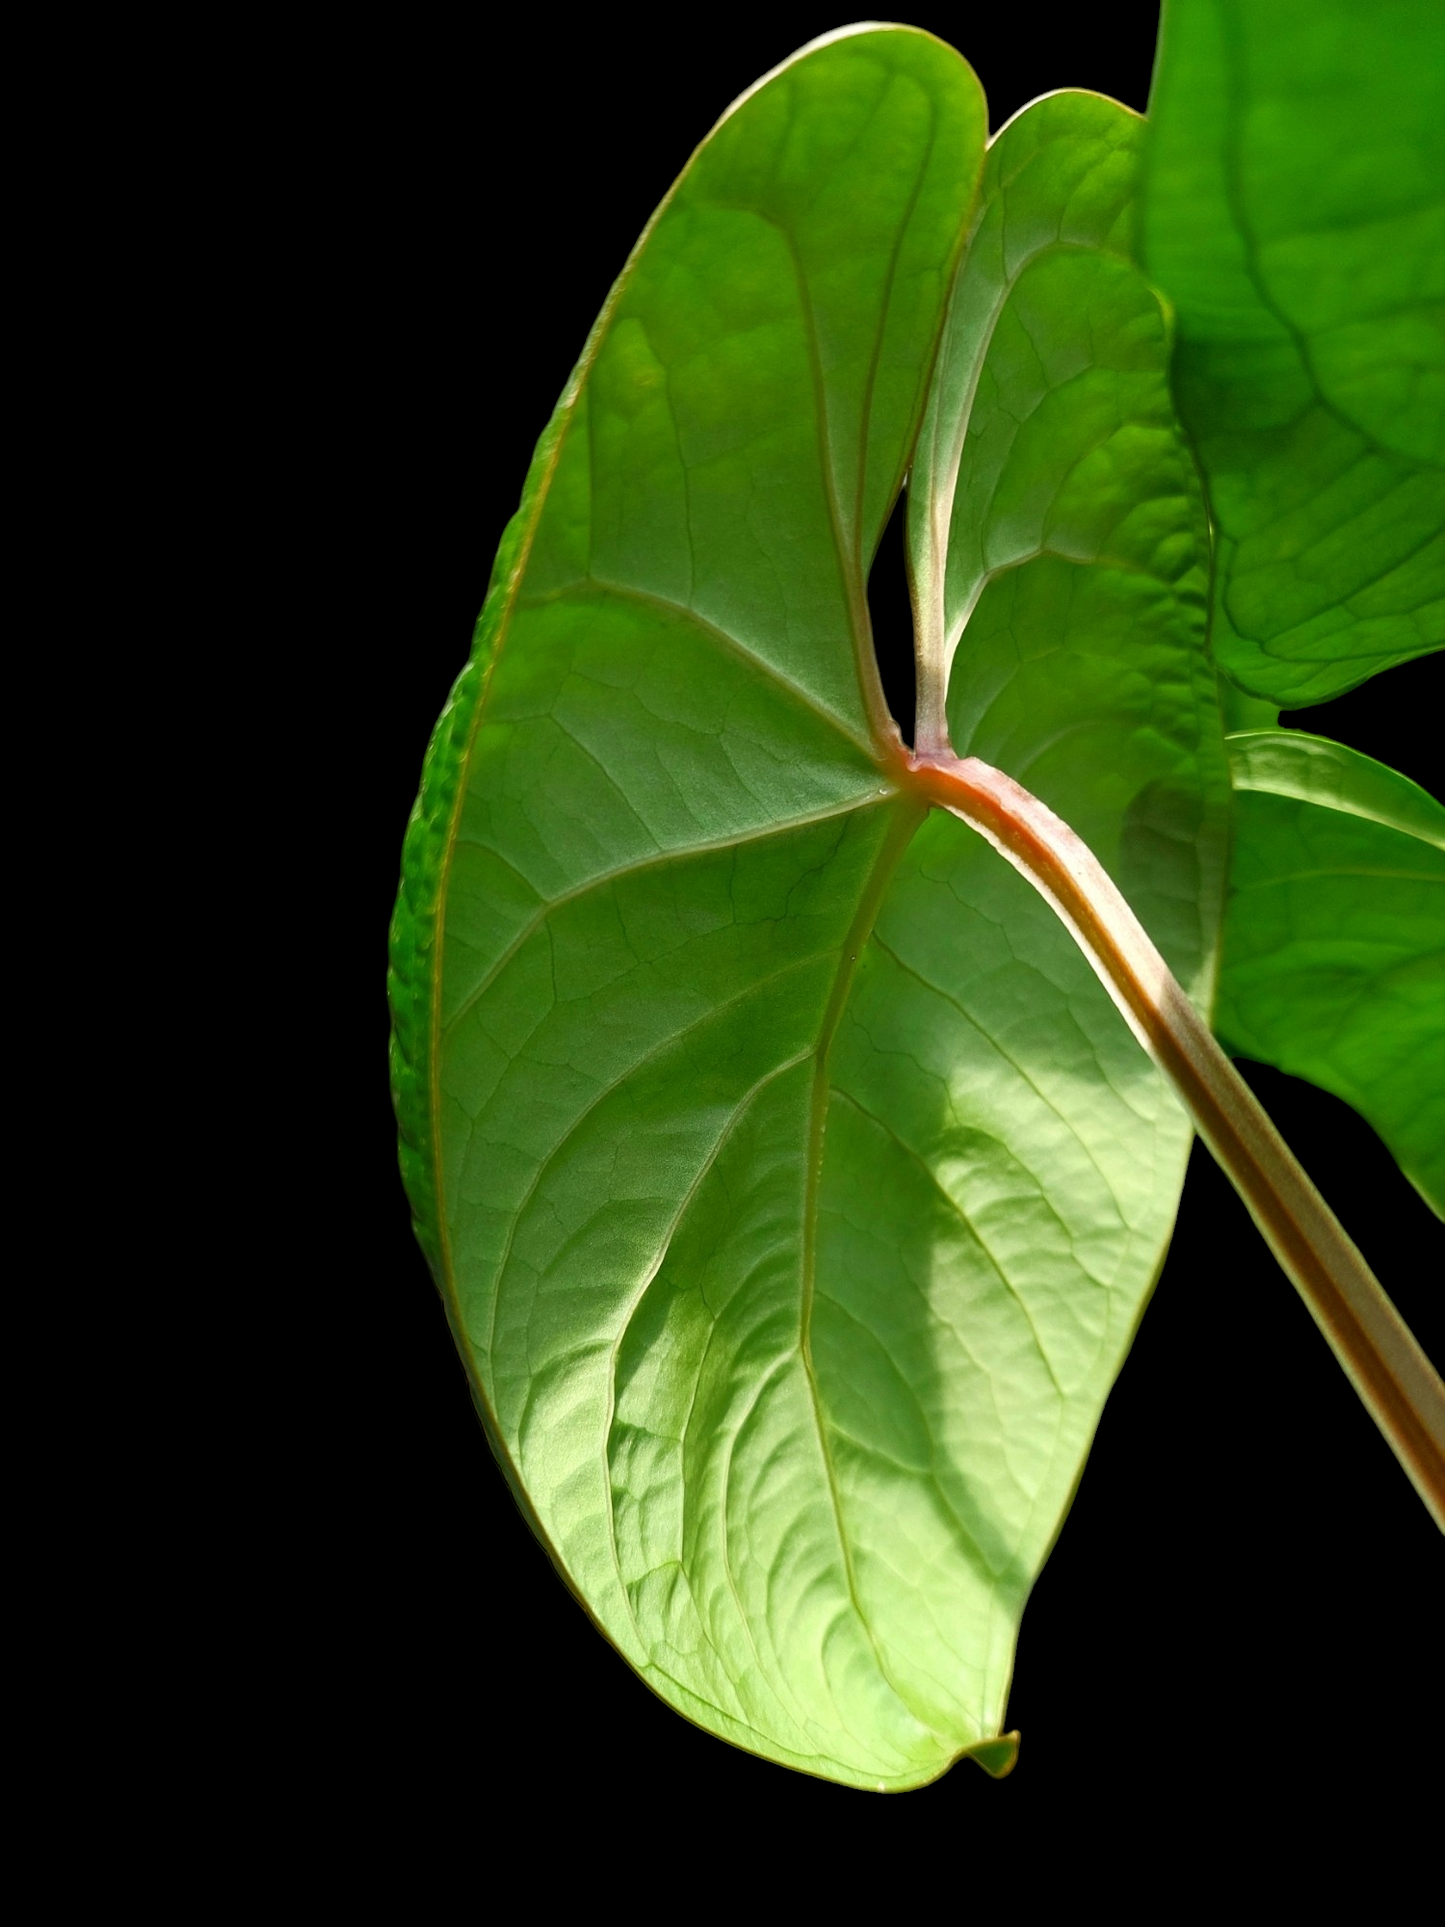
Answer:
964 1731 1021 1780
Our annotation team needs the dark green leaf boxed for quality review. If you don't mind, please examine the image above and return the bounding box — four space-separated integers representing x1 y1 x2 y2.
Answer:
1142 0 1445 703
1218 730 1445 1217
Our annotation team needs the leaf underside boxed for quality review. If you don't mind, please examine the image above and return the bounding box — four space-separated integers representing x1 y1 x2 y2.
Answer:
391 8 1444 1790
391 30 1238 1789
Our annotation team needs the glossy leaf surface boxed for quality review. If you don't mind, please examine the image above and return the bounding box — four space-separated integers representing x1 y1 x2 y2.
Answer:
1143 0 1445 704
1218 730 1445 1217
391 41 1230 1788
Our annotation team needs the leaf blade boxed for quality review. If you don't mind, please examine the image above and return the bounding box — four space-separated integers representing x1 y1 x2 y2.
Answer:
909 89 1152 747
1218 730 1445 1217
1142 0 1445 703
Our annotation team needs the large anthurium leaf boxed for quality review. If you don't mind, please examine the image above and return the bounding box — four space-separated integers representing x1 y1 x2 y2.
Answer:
910 94 1149 741
390 46 1229 1790
1141 0 1445 705
1217 731 1445 1217
392 26 993 1792
909 89 1228 1005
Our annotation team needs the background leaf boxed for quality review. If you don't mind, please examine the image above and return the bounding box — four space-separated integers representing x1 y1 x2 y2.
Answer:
1217 730 1445 1216
1142 0 1445 704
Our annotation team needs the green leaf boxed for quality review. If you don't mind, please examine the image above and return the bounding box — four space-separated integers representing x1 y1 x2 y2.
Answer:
390 50 1230 1789
911 92 1148 740
1142 0 1445 704
911 87 1228 999
879 83 1232 1743
1217 730 1445 1217
393 26 993 1791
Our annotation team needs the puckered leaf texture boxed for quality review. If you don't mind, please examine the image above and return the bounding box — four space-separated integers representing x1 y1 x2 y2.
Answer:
390 31 1228 1788
1218 731 1445 1218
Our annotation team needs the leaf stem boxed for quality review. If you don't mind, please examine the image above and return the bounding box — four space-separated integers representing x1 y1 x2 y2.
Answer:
906 747 1445 1530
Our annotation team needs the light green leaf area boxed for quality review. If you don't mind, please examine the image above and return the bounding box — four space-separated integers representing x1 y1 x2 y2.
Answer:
390 46 1226 1791
1143 0 1445 704
1218 730 1445 1217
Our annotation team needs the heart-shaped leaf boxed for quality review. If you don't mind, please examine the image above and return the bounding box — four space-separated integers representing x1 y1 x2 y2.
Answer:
390 17 1443 1789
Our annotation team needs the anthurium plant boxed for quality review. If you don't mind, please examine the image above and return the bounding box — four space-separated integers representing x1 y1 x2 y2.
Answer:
389 0 1443 1789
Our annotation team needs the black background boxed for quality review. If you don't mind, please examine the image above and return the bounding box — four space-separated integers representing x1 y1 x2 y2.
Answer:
290 3 1442 1856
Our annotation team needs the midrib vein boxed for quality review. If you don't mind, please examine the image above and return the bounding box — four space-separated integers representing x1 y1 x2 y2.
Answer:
572 578 879 754
600 1050 814 1664
442 793 889 1038
1213 1 1436 472
852 96 940 549
922 231 1132 727
796 795 946 1740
